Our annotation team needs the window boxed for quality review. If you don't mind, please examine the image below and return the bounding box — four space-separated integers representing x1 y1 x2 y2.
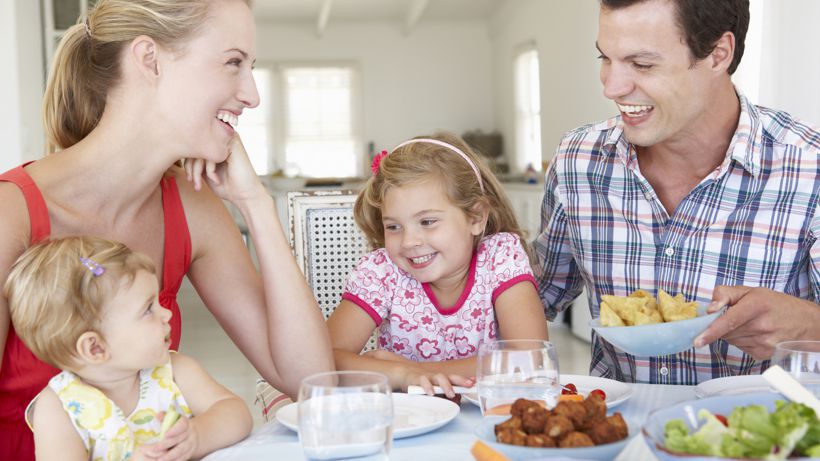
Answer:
514 48 542 173
236 68 273 174
278 65 361 178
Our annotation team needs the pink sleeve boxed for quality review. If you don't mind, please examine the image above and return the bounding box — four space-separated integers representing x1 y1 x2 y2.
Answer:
342 249 396 327
486 233 538 303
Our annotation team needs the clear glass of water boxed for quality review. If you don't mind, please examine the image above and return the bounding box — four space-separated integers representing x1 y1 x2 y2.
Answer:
298 371 393 460
771 340 820 397
476 339 560 416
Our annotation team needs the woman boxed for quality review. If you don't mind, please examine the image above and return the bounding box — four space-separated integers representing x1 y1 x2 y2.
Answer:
0 1 333 459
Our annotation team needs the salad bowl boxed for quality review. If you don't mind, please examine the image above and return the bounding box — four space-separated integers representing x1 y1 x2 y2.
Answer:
642 392 819 460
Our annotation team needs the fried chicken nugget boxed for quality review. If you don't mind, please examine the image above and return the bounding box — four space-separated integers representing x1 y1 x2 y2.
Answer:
494 416 522 436
521 407 549 434
606 412 629 439
552 400 587 428
525 433 557 448
510 398 542 419
496 428 527 446
580 392 607 429
543 415 574 439
584 418 624 445
558 431 595 448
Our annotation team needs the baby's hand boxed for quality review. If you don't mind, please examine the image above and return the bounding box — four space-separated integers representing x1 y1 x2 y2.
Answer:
151 415 199 461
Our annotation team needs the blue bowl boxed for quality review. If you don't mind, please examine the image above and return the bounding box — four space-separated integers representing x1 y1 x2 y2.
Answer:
589 304 722 356
475 415 634 460
642 392 816 460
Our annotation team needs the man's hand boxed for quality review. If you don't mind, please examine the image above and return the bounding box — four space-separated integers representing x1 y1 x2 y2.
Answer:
694 286 820 360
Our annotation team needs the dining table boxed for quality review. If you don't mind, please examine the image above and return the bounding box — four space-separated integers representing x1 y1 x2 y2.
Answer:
202 381 698 461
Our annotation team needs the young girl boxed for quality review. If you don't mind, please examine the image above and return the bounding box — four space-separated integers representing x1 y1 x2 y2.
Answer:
4 237 252 461
327 133 549 396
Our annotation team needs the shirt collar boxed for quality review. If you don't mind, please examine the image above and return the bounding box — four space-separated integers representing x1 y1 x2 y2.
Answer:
602 88 762 177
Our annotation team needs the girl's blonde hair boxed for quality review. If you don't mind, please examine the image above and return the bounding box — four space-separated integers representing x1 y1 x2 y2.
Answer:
43 0 251 152
3 237 155 370
355 132 528 255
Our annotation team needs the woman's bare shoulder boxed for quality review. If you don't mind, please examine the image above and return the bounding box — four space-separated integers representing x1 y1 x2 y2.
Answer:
0 182 33 256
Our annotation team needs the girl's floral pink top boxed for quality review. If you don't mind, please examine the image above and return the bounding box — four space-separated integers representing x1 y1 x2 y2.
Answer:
342 232 536 362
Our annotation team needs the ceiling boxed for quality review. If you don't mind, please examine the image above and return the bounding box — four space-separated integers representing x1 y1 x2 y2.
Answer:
252 0 505 23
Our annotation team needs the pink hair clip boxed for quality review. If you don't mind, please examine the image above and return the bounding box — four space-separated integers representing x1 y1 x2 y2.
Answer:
80 257 105 277
371 150 389 176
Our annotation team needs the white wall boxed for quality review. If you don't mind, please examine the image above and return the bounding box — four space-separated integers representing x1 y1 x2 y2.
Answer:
755 0 820 125
255 20 495 159
490 0 612 172
0 0 44 171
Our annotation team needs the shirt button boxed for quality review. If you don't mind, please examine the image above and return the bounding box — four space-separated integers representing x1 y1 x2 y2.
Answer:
659 366 669 376
664 247 675 257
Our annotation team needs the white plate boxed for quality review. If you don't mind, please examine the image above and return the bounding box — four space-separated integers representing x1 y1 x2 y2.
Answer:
695 375 772 398
463 374 633 409
276 393 460 439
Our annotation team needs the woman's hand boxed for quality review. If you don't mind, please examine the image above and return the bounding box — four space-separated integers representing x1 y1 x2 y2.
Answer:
149 415 199 461
183 133 266 205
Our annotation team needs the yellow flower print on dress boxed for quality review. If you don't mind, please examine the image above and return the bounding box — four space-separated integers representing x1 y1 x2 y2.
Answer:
133 428 159 447
129 408 158 426
106 426 135 461
151 364 175 392
58 381 112 430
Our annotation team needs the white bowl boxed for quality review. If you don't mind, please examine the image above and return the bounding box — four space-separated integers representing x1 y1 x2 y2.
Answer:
589 304 722 356
642 392 816 460
475 415 634 460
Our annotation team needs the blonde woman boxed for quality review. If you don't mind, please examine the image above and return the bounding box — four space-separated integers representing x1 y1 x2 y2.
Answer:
0 1 333 459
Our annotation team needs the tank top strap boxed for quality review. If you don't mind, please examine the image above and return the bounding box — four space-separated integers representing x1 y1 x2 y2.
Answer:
0 163 51 244
158 176 192 299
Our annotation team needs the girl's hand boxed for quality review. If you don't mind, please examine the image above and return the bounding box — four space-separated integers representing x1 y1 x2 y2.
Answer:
404 369 474 399
183 133 266 205
151 415 199 461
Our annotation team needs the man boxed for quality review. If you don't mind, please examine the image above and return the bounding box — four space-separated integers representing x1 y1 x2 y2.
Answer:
535 0 820 383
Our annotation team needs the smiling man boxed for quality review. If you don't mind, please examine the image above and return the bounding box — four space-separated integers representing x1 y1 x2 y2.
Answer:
535 0 820 384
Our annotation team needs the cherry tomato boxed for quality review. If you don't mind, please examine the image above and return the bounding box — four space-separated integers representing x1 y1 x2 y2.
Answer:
715 414 728 426
562 383 578 395
590 389 606 400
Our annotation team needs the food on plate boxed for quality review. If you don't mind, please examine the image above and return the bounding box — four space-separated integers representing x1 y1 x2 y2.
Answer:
663 400 820 459
494 396 628 448
560 382 607 402
471 440 511 461
599 289 697 327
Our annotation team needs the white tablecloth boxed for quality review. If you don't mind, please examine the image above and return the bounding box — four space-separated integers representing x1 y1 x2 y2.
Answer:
203 383 696 461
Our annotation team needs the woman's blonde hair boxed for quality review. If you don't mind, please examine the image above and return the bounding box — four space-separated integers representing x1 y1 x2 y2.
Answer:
43 0 251 152
4 237 155 370
355 132 528 256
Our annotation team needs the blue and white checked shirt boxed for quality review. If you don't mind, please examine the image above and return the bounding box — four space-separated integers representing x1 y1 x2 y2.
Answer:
535 92 820 384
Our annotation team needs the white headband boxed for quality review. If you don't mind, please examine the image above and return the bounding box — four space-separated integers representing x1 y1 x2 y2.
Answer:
392 138 485 193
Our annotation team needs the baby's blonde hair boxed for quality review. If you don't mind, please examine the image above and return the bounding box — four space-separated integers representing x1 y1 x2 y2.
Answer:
43 0 252 152
4 237 155 370
355 132 528 256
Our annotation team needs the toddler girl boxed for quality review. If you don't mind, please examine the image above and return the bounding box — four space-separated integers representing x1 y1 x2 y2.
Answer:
4 237 252 461
327 133 549 396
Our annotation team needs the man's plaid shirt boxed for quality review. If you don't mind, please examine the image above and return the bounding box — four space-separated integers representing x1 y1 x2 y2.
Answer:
535 92 820 384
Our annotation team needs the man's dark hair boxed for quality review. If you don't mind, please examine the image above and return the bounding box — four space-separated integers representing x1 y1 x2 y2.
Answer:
600 0 749 74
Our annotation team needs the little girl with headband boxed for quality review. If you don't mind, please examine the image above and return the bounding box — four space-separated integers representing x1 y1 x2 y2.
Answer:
4 237 251 461
327 132 549 396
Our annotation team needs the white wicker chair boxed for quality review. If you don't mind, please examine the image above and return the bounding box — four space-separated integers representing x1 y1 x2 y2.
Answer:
255 190 376 421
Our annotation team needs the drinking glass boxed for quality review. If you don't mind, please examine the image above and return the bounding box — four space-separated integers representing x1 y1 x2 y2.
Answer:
476 339 560 415
771 340 820 397
297 371 393 460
